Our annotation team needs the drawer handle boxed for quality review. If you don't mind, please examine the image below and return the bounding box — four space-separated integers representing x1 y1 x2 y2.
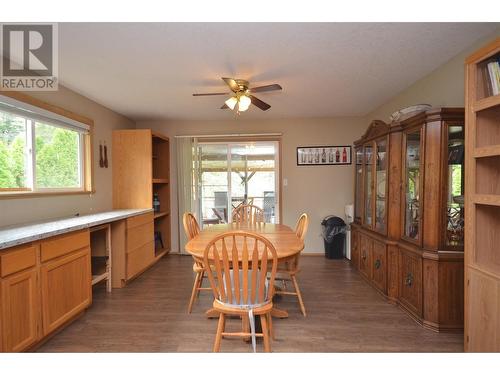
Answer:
405 272 414 287
362 251 367 260
374 259 381 269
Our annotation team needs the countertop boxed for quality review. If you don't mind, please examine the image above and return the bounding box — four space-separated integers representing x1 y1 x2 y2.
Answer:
0 209 153 250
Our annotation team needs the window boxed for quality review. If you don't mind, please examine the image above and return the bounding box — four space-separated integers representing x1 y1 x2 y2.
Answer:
0 94 92 195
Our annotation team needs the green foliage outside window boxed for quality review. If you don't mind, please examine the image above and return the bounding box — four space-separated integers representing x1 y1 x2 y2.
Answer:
0 114 81 190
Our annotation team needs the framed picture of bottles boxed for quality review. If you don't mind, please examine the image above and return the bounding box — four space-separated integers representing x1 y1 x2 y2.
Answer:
296 145 352 166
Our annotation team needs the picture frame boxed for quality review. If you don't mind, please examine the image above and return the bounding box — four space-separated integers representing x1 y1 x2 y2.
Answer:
297 145 352 166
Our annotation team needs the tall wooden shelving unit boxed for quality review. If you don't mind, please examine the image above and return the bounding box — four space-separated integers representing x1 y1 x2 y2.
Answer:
113 129 171 258
464 38 500 352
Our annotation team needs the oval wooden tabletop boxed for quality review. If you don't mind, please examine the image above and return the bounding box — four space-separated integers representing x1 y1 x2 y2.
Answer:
184 223 304 259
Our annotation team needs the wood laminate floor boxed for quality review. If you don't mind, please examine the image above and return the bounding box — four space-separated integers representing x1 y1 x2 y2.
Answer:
36 255 463 352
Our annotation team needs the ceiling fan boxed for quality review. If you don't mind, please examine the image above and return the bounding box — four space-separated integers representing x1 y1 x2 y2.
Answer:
193 77 282 113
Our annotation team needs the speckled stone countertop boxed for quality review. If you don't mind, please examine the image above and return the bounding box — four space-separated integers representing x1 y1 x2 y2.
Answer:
0 208 153 250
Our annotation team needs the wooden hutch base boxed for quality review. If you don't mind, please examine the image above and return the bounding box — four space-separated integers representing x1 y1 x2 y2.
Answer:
351 108 465 332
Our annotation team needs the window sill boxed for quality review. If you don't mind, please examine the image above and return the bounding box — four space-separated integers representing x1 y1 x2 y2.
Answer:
0 190 95 199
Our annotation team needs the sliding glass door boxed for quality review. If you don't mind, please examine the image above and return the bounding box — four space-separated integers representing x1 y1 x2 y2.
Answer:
197 141 280 227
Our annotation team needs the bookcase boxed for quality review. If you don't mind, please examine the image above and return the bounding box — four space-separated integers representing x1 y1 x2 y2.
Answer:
112 129 171 257
464 38 500 352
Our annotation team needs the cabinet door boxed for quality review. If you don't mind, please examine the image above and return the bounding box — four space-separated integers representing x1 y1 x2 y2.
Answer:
372 240 387 292
359 235 372 279
351 230 359 269
399 249 422 315
1 268 39 352
40 248 91 336
466 269 500 352
127 241 155 279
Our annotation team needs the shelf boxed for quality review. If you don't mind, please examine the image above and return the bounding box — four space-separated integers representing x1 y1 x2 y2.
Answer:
473 145 500 158
154 211 169 219
92 272 109 286
475 155 500 196
473 95 500 112
473 194 500 207
152 178 169 184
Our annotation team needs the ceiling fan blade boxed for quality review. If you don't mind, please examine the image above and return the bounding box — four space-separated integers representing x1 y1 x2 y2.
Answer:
220 104 229 109
222 77 240 92
250 84 282 93
193 92 229 96
249 95 271 111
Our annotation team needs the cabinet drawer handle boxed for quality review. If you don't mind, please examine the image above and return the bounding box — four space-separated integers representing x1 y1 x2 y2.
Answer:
374 259 381 269
362 251 367 260
405 272 414 287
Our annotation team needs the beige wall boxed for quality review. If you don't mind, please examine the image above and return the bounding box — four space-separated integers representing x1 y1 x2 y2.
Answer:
0 85 135 227
365 27 500 122
137 117 366 254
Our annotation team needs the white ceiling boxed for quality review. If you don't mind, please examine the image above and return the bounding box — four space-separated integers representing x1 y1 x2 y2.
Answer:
57 23 499 121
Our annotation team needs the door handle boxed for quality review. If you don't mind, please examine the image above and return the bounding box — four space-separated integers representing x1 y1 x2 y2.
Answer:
374 259 381 269
405 272 414 287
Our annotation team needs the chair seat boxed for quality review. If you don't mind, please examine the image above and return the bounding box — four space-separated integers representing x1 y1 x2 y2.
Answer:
213 299 273 315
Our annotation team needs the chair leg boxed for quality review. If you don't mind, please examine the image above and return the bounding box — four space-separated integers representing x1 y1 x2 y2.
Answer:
242 314 250 342
188 271 201 314
213 313 225 352
260 314 271 352
196 270 205 297
267 312 275 340
291 275 306 317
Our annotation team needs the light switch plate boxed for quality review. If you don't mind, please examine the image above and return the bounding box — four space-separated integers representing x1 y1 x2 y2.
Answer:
283 178 288 186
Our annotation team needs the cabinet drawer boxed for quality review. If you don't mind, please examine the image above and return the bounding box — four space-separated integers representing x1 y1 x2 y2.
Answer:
126 212 154 230
126 241 154 279
372 240 387 292
127 221 154 252
0 244 37 277
40 247 91 336
399 248 422 315
41 230 90 262
359 234 372 279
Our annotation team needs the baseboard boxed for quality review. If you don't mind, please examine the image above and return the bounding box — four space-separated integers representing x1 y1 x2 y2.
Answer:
301 252 325 256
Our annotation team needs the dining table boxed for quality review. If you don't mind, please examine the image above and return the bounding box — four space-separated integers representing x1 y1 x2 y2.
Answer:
184 222 304 318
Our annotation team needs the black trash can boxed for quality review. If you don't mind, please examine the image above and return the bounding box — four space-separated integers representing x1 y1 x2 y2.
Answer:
321 216 346 259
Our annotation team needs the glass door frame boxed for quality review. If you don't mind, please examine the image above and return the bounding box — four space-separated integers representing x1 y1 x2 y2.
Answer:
400 125 425 246
441 120 465 251
196 139 281 225
374 135 389 235
362 142 375 229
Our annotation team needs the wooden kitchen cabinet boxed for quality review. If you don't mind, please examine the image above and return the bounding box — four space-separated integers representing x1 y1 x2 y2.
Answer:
1 268 40 352
40 247 91 336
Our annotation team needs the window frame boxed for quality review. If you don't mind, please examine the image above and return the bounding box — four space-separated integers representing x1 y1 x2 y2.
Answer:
0 92 94 198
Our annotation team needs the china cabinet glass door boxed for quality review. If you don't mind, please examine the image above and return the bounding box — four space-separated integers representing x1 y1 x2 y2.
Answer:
404 130 422 240
364 144 373 227
355 147 363 221
446 124 464 247
375 138 387 232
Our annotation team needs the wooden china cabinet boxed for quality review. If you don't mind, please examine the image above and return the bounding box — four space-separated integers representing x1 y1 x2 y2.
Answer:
351 108 465 332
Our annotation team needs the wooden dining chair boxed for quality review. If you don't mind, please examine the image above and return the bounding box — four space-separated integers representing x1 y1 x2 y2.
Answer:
183 212 212 313
203 231 278 352
232 204 265 224
275 213 309 316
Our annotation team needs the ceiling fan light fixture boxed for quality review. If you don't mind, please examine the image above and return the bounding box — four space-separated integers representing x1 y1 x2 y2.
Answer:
225 96 238 110
237 95 251 112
